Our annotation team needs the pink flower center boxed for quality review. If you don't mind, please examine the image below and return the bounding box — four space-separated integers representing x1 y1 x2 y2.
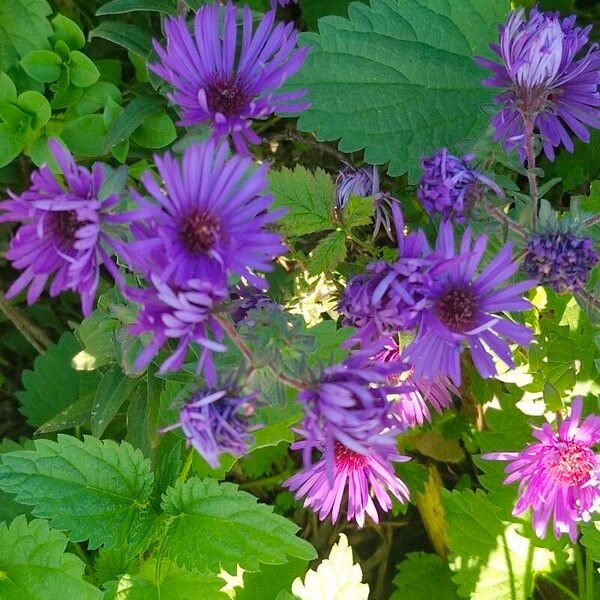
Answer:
205 75 252 118
545 441 595 486
180 210 222 254
434 286 479 332
334 442 367 470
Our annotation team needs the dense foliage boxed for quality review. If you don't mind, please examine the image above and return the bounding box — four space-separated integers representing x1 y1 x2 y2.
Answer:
0 1 599 599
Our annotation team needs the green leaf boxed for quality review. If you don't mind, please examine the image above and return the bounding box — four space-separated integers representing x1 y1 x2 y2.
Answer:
443 489 564 600
580 522 600 562
293 0 509 181
103 559 227 600
16 90 51 128
236 557 309 600
69 51 101 88
131 110 176 148
16 332 101 427
77 81 122 115
62 114 107 156
392 552 459 600
0 123 24 167
342 194 375 230
0 440 31 523
268 166 335 236
307 229 347 275
97 0 178 15
301 0 368 30
0 73 17 102
89 21 153 59
51 15 86 50
35 396 96 435
0 435 154 549
0 517 102 599
0 0 53 72
105 94 163 148
91 366 140 437
19 49 62 83
77 309 119 368
161 477 317 572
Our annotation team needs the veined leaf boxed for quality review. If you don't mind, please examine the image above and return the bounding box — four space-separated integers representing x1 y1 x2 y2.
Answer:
89 21 153 58
97 0 177 15
392 552 459 600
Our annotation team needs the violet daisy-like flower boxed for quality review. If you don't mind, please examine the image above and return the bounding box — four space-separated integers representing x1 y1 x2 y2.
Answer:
483 397 600 542
125 275 227 382
417 148 503 222
338 205 431 347
0 139 151 316
404 221 536 386
336 166 376 212
523 231 598 294
299 363 398 475
376 343 457 428
127 139 286 288
150 2 309 152
285 439 410 526
162 387 258 468
476 7 600 161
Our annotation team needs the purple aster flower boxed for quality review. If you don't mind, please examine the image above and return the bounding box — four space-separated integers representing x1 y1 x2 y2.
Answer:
417 148 503 222
404 221 536 386
338 204 431 346
150 2 309 153
125 275 227 382
476 8 600 161
376 343 457 429
336 166 376 212
285 439 410 526
270 0 298 6
126 139 286 288
523 231 598 294
0 139 152 316
483 397 600 542
298 362 399 477
162 387 258 468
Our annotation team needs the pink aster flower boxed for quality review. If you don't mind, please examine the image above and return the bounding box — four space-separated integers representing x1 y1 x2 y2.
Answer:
285 439 410 527
483 397 600 542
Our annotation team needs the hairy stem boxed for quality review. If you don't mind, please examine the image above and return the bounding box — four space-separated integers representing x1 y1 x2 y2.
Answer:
578 289 600 313
0 294 51 354
215 313 307 390
179 447 194 482
582 213 600 229
523 113 539 231
585 545 594 600
575 542 585 599
481 199 528 238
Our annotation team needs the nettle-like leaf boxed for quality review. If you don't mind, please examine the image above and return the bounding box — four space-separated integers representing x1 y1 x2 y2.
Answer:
268 165 336 236
236 557 309 600
581 522 600 562
16 332 101 427
292 0 509 181
103 559 227 600
307 229 347 275
161 477 317 572
0 435 154 549
443 489 566 600
0 516 101 599
392 552 459 600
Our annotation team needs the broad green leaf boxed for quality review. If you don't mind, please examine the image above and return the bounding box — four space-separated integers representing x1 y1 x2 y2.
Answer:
0 435 154 549
307 229 347 275
69 51 101 88
268 166 335 236
581 522 600 562
19 49 62 83
35 396 96 435
342 194 375 230
105 94 163 148
0 516 101 599
131 110 177 148
89 21 153 59
51 15 86 50
103 559 227 600
301 0 368 30
443 489 565 600
307 320 353 365
77 82 123 116
0 0 53 71
77 309 119 368
0 123 24 167
62 114 108 156
16 332 101 427
161 477 317 572
91 365 140 438
94 547 137 586
97 0 178 15
16 90 51 128
0 73 17 102
237 557 309 600
392 552 459 600
0 439 31 523
293 0 509 181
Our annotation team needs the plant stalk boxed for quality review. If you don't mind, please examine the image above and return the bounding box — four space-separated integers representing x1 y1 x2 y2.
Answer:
523 113 539 231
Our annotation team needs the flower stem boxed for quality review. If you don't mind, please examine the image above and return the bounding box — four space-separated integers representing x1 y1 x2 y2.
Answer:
482 199 528 238
543 574 579 600
582 213 600 229
179 447 194 482
523 113 539 231
523 541 535 598
575 542 585 599
585 546 594 600
215 313 307 390
0 294 51 354
578 289 600 313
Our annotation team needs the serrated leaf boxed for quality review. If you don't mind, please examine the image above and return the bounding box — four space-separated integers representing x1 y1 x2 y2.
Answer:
268 165 335 236
77 309 119 368
581 522 600 562
0 516 101 599
161 477 317 572
89 21 153 59
392 552 459 600
103 558 227 600
307 229 347 275
16 332 101 427
443 489 564 600
0 0 53 72
342 194 375 230
237 557 309 600
292 0 509 181
0 435 154 549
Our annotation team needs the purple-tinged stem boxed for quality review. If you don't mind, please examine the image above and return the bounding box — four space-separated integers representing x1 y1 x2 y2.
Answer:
578 288 600 312
523 114 539 231
582 213 600 229
482 198 528 238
